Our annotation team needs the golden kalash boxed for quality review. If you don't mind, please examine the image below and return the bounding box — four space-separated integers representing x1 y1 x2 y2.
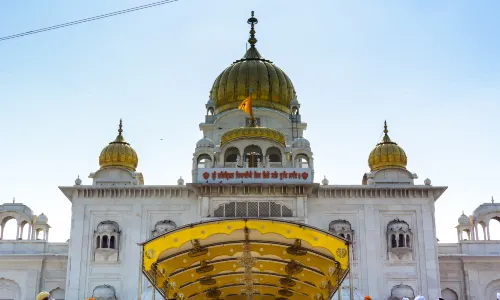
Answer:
140 219 350 300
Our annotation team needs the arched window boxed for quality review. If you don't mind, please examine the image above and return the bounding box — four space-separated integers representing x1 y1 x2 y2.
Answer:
102 235 109 248
0 278 21 299
224 147 240 167
398 234 405 247
1 217 18 240
391 234 397 248
490 217 500 240
20 221 29 240
295 154 309 168
94 221 120 261
265 147 282 167
328 220 355 242
441 288 458 300
244 145 263 168
152 220 177 237
197 154 212 169
390 284 415 300
92 284 117 300
213 201 293 218
50 288 66 300
387 219 413 259
36 228 43 240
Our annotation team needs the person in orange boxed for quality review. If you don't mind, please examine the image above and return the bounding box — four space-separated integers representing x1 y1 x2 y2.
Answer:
364 296 372 300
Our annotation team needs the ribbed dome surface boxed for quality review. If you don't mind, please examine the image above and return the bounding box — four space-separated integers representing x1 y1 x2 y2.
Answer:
99 120 138 171
209 12 296 115
210 48 296 115
368 122 407 171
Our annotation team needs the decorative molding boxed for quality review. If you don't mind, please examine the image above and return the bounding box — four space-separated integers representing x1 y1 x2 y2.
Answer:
192 183 314 197
317 186 447 200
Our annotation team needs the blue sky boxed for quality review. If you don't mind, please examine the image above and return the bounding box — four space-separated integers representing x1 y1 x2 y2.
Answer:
1 0 499 242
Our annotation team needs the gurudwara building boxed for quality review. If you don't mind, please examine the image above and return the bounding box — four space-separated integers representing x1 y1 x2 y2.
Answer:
1 12 500 300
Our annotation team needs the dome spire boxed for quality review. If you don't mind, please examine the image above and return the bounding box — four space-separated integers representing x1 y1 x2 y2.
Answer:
99 119 138 170
381 120 393 144
242 11 264 60
247 11 258 47
114 119 126 143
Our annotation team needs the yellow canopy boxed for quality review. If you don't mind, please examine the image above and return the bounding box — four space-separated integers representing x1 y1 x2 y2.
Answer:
141 219 350 300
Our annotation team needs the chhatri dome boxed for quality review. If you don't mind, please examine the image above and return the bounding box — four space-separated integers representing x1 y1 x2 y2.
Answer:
368 121 408 171
98 120 139 171
209 11 297 115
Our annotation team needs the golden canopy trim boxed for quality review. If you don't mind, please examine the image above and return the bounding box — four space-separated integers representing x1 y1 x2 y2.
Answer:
141 218 350 300
220 126 286 147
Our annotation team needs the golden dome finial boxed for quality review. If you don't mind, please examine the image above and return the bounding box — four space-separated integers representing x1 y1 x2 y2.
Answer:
368 120 407 171
247 11 258 47
118 118 123 135
381 120 393 143
99 119 139 171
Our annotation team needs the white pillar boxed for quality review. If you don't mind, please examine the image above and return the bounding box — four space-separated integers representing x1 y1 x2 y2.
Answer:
483 226 487 240
19 225 24 240
15 222 20 240
457 229 461 242
0 225 3 239
487 224 491 240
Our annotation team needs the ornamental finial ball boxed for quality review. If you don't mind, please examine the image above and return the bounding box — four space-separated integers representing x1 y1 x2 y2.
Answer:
177 176 185 186
424 178 431 186
75 175 82 186
321 176 329 186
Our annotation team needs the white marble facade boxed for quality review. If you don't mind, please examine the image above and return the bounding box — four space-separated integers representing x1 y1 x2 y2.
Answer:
1 18 500 300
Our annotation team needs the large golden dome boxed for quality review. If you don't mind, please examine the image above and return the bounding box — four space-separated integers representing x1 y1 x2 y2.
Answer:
99 120 138 171
210 12 296 115
368 121 407 171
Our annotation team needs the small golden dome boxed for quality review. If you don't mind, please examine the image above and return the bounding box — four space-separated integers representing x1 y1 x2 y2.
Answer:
368 121 407 171
99 120 138 171
210 11 296 115
221 126 286 147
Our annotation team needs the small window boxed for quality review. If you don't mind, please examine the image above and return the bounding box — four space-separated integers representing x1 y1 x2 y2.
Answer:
96 236 100 248
398 234 405 248
102 235 109 248
110 236 115 249
391 234 397 248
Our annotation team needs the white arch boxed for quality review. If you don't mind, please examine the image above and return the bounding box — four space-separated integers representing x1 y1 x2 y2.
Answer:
441 288 458 300
484 279 500 300
0 277 21 300
489 217 500 240
50 287 65 300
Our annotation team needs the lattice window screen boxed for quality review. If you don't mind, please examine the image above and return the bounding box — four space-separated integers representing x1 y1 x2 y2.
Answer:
248 202 258 217
213 201 292 218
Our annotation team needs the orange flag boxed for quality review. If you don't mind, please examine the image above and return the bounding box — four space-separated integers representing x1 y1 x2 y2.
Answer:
238 88 254 119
